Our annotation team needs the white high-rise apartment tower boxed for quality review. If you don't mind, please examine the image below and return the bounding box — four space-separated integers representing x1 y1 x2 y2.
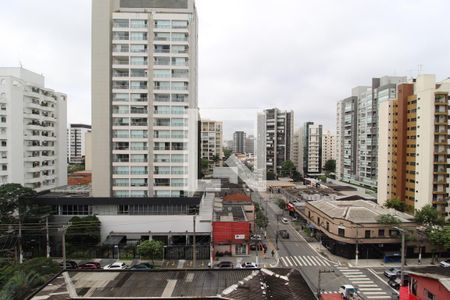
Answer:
67 124 91 164
321 129 335 168
92 0 198 197
0 68 67 191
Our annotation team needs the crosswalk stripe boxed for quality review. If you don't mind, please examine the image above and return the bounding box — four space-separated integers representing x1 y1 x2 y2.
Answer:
280 257 288 266
284 256 294 266
310 256 322 266
342 271 363 275
322 259 331 266
362 292 388 295
366 296 391 299
293 256 303 266
304 256 314 266
352 281 374 284
359 288 383 291
344 274 367 277
297 256 308 266
356 284 378 287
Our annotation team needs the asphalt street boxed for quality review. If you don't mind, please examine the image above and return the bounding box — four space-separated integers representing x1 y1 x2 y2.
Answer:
259 192 398 299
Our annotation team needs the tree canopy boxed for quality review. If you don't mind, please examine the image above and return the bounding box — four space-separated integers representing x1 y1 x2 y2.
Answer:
66 215 101 248
280 160 296 177
385 198 407 212
137 240 164 263
414 205 444 226
323 159 336 173
0 184 36 224
376 214 401 225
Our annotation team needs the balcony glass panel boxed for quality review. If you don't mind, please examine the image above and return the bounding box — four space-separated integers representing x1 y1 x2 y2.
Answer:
113 19 129 28
130 93 147 102
172 20 188 29
155 20 170 29
155 45 170 53
171 33 188 41
154 32 170 41
130 44 147 53
130 32 147 41
113 93 129 102
130 19 147 28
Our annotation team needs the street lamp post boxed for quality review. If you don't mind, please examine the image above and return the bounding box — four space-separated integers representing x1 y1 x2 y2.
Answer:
394 227 406 286
114 245 120 260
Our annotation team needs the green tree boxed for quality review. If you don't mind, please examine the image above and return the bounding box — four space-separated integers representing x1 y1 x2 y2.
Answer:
223 149 232 160
292 170 301 182
280 160 295 177
66 215 101 248
200 159 209 171
68 164 85 174
385 198 407 212
277 198 286 210
137 240 164 263
323 159 336 174
0 184 36 224
255 210 268 229
377 214 401 225
426 225 449 263
266 171 276 180
414 205 444 226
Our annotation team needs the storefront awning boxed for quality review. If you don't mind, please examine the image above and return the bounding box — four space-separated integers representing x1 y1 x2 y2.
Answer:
103 235 125 245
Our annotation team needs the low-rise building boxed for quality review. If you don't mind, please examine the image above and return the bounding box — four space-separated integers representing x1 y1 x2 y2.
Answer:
299 199 416 259
212 194 253 257
401 267 450 300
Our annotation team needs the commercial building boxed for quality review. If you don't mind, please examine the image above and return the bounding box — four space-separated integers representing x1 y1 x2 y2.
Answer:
67 123 91 164
299 199 416 259
245 134 255 155
321 129 335 169
401 267 450 300
256 108 294 175
299 122 323 176
200 119 223 170
336 76 406 189
292 128 301 171
92 0 199 197
232 131 246 154
0 67 67 192
378 75 450 216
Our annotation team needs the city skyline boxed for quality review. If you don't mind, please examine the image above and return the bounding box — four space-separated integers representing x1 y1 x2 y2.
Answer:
1 0 450 132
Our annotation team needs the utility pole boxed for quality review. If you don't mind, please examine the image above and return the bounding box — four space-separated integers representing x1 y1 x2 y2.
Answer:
192 215 196 268
394 227 406 286
18 219 23 264
355 225 359 266
317 269 334 298
46 216 50 258
59 224 70 270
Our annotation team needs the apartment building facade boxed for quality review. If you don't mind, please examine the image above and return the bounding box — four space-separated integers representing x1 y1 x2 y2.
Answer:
67 123 91 164
232 131 246 154
0 67 67 191
257 108 294 175
336 76 406 189
378 75 450 217
321 129 335 169
299 122 322 175
200 120 223 170
92 0 199 197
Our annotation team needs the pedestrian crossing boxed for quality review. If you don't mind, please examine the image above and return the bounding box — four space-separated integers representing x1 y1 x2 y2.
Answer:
337 267 391 299
279 255 335 267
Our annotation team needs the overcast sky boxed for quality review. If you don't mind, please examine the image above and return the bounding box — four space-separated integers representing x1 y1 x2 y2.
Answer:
1 0 449 139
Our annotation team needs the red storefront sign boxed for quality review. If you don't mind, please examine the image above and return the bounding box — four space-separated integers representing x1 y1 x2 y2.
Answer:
212 221 250 244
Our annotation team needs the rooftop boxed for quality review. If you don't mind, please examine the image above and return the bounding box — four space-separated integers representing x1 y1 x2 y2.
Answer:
308 199 415 223
31 268 315 300
405 267 450 291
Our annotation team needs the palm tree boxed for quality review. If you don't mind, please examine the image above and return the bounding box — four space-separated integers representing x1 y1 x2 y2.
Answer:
0 270 43 300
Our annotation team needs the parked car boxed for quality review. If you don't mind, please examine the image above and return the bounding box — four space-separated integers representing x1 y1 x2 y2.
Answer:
130 262 154 270
388 275 410 290
384 267 401 279
215 261 233 269
281 217 289 224
439 259 450 267
250 234 262 240
240 262 258 269
79 262 101 270
279 229 290 239
103 262 128 270
339 285 359 300
59 260 78 270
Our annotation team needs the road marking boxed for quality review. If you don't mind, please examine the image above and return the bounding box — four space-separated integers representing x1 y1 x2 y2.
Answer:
303 256 314 266
366 296 391 299
359 288 383 291
352 281 374 284
309 256 323 266
284 256 294 266
363 291 389 295
297 256 308 266
293 256 303 266
280 257 288 266
356 284 378 287
341 271 364 275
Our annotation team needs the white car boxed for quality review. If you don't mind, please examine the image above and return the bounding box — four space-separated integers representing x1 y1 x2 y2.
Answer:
103 262 128 270
281 217 289 224
339 285 358 299
440 259 450 267
240 262 258 269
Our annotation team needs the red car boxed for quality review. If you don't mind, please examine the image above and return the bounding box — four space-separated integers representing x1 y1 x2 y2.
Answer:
79 262 101 270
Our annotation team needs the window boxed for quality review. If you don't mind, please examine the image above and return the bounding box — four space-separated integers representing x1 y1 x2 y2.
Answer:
155 20 170 29
130 32 147 41
338 228 345 237
378 229 385 237
113 19 128 28
130 44 147 53
130 57 147 65
365 230 371 238
424 289 434 300
154 69 171 78
130 19 147 28
172 20 188 29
